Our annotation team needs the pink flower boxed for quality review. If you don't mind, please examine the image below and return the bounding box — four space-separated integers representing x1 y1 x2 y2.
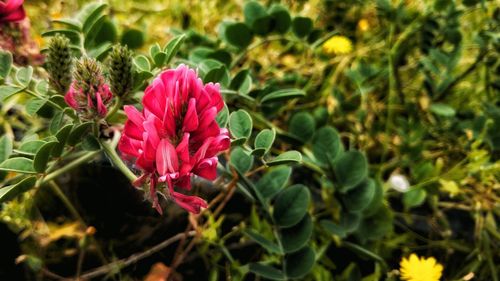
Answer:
119 64 230 214
0 0 26 23
65 81 113 118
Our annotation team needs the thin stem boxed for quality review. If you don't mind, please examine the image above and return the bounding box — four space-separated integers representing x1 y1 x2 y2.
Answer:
42 150 102 184
105 96 122 121
100 131 138 182
70 231 196 281
48 181 85 223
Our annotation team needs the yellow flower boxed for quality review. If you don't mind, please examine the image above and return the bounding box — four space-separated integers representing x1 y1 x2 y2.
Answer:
400 254 443 281
322 35 353 55
358 19 370 32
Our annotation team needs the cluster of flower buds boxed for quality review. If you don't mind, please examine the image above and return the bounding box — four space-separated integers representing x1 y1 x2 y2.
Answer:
45 33 135 120
107 45 134 99
64 58 113 119
46 34 73 94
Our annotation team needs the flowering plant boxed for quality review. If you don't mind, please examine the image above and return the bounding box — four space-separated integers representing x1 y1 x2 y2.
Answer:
0 1 498 280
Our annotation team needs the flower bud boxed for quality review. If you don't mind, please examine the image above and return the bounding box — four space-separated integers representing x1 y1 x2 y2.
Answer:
107 44 133 98
46 34 73 94
65 58 113 119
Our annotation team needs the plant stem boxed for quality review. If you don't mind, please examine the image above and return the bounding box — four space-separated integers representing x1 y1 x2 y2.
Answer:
42 150 102 184
105 96 122 121
48 181 85 223
99 131 138 182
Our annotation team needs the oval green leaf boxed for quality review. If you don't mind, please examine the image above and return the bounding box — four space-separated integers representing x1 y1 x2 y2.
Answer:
266 150 302 166
284 246 315 279
334 151 368 193
273 184 310 227
261 89 305 104
280 214 313 253
229 109 252 141
0 176 37 203
0 157 36 174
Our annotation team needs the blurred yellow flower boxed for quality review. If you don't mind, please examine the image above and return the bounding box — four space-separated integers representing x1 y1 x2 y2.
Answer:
322 35 353 55
400 254 443 281
358 19 370 31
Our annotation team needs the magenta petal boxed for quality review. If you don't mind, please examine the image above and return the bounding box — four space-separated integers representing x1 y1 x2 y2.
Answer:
124 105 144 126
156 139 179 177
194 157 218 180
171 191 207 214
176 133 190 163
96 92 107 117
183 98 199 132
198 107 217 130
64 88 78 109
1 6 25 22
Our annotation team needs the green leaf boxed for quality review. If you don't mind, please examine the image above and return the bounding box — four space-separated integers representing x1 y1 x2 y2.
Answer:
256 165 291 199
150 43 161 59
363 181 384 217
292 17 313 38
88 42 113 61
215 103 229 128
121 28 145 49
79 3 108 34
429 103 456 117
52 18 82 31
321 219 347 238
243 229 282 254
334 151 368 192
284 246 315 279
17 140 46 156
0 157 36 174
261 89 305 104
164 34 186 65
311 126 341 166
403 188 427 209
253 128 275 156
0 176 37 203
153 52 168 67
343 178 376 212
244 1 269 35
266 150 302 166
0 135 13 163
248 263 285 280
33 141 58 173
230 147 253 173
320 212 362 238
269 5 291 34
273 184 310 227
35 80 49 95
0 50 13 79
230 69 252 95
49 111 65 135
223 22 253 49
204 65 229 86
84 14 107 44
280 214 313 253
42 29 81 45
355 206 393 242
229 109 252 142
289 112 315 143
82 135 100 151
52 124 73 157
25 98 47 116
134 55 151 72
0 85 23 101
67 122 93 146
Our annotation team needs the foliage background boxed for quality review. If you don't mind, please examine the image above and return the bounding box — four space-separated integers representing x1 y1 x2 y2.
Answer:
0 0 498 280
